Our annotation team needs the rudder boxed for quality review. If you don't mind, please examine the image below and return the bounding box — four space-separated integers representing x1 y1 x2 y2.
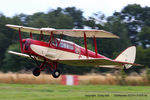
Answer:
115 46 136 69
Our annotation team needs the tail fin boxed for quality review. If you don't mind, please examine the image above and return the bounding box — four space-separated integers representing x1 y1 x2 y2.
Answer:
115 46 136 69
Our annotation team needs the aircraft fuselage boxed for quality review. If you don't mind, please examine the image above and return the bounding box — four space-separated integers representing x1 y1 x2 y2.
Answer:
22 38 110 61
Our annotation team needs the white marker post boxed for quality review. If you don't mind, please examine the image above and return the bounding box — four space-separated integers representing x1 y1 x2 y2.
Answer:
61 75 78 85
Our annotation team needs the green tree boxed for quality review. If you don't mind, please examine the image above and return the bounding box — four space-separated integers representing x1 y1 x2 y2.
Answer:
84 12 131 58
64 7 84 28
26 8 74 29
1 43 35 72
136 47 150 67
114 4 150 46
0 14 12 66
84 12 105 29
138 26 150 49
100 16 131 58
0 33 9 66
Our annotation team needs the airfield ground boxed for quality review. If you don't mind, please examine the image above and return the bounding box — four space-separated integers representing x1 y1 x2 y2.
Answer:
0 73 150 100
0 83 149 100
0 73 146 85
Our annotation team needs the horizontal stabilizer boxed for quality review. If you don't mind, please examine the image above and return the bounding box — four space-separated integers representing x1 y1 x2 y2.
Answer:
114 61 142 66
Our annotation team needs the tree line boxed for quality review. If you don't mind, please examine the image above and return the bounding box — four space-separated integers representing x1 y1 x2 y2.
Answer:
0 4 150 74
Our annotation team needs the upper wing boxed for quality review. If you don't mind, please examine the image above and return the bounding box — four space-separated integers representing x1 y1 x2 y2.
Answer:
6 24 41 34
6 24 119 38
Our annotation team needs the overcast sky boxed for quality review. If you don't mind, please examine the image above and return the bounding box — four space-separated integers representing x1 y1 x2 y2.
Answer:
0 0 150 17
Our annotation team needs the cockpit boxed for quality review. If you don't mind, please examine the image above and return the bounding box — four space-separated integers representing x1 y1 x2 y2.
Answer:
22 37 81 55
49 37 80 53
57 39 74 50
22 39 31 53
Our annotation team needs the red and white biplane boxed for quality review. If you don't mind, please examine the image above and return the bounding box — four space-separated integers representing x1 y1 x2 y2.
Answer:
6 24 141 78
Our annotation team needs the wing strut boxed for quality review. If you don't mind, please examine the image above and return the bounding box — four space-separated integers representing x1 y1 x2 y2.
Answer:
48 31 53 46
30 32 33 39
39 31 44 40
84 32 88 58
18 28 23 53
93 36 98 58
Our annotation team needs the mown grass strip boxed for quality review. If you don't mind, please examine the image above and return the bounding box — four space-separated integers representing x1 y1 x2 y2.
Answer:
0 84 149 100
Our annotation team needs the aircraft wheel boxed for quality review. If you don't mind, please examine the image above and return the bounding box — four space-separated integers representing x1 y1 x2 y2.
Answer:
52 70 61 78
32 67 40 76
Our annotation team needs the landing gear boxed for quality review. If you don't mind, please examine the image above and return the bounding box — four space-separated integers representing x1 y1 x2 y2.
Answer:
122 65 128 74
32 67 40 76
30 57 61 78
49 62 61 78
52 70 61 78
123 66 126 71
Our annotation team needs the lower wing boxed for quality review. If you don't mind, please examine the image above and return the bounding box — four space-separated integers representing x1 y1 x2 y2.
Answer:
8 51 141 69
8 51 30 57
58 58 142 69
8 51 43 61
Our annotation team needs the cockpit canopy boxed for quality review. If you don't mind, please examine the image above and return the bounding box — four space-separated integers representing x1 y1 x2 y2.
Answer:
57 39 74 50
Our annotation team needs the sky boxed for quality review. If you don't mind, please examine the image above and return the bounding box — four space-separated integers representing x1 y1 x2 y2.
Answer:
0 0 150 17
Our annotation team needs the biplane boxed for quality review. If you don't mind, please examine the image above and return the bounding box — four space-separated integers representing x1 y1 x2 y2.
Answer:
6 24 141 78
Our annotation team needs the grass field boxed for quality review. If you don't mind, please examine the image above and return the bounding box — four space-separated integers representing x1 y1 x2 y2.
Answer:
0 84 150 100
